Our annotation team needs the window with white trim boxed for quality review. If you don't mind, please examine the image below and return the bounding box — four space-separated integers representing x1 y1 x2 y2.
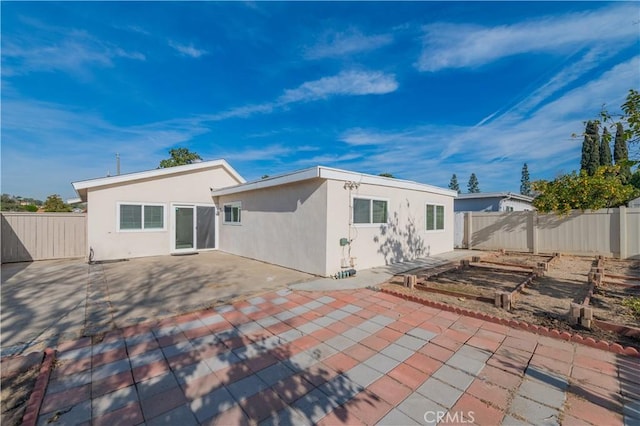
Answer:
353 197 388 224
118 203 164 231
426 204 444 231
223 202 241 224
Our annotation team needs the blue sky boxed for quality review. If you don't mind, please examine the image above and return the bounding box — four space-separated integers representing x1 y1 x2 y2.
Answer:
2 2 639 201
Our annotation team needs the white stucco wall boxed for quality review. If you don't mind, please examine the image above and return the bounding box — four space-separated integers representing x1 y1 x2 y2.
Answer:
324 180 454 274
216 179 329 276
500 198 534 212
87 166 240 261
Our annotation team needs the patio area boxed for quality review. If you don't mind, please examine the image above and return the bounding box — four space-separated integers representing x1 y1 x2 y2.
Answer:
1 251 314 357
36 287 639 425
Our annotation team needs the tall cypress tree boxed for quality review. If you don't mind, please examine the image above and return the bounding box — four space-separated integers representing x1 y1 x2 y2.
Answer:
588 122 600 174
614 122 631 182
580 121 594 173
468 173 480 193
520 163 531 196
581 121 600 175
599 127 612 166
449 174 460 194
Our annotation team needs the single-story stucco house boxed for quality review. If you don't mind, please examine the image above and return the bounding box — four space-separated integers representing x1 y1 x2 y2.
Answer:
454 192 534 213
72 160 456 276
629 196 640 208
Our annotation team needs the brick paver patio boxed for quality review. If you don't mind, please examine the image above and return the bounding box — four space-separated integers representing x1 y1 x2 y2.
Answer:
36 288 639 425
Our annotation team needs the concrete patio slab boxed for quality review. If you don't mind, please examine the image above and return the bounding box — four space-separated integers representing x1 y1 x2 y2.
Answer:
1 251 313 356
1 259 89 356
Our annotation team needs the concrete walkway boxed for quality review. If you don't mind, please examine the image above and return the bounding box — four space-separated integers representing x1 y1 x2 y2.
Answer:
38 287 639 425
290 250 478 291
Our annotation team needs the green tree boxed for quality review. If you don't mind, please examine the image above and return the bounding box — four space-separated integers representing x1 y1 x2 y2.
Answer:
467 173 480 193
614 122 631 183
600 89 639 160
580 121 600 175
631 170 640 190
614 122 629 163
520 163 531 196
42 194 72 212
599 127 612 166
158 148 202 168
448 174 460 194
1 194 20 211
24 205 38 212
621 88 640 145
532 165 638 215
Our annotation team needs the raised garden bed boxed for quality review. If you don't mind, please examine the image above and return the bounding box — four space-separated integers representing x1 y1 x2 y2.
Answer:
383 252 640 350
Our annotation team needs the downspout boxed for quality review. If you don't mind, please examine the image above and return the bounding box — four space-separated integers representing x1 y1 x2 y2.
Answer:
343 181 360 269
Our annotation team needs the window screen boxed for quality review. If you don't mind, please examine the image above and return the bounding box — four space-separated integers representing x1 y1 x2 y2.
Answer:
119 203 164 231
120 204 142 230
372 200 388 223
426 204 445 231
223 203 241 223
353 198 371 224
144 205 164 229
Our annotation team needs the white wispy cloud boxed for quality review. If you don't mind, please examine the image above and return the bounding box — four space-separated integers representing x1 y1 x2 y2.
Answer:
2 26 145 76
168 40 209 58
305 28 393 59
340 127 437 147
1 96 211 199
338 56 638 191
206 70 398 121
279 70 398 103
417 4 638 72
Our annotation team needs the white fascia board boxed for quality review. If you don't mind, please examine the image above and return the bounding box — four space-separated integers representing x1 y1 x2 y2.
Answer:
456 192 505 200
211 167 320 197
456 192 533 202
318 167 457 197
72 159 245 192
211 165 456 198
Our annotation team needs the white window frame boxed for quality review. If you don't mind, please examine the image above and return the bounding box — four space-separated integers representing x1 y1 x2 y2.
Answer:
223 202 242 225
352 196 389 227
116 202 166 232
425 203 445 232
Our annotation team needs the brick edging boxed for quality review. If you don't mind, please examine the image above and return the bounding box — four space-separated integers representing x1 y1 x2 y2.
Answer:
21 348 56 426
377 287 640 358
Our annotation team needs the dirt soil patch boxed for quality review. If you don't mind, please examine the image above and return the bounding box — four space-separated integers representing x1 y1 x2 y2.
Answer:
481 252 555 268
382 253 640 350
421 267 528 297
590 283 640 330
603 258 640 279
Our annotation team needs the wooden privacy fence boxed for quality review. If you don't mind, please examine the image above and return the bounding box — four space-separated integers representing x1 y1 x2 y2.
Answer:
455 207 640 259
1 212 87 263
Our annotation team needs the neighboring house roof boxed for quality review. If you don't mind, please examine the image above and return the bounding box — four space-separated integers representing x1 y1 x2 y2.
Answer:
455 192 534 203
629 197 640 208
72 159 245 201
210 165 457 197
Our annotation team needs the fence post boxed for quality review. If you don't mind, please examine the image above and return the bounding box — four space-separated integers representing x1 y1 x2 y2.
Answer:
619 206 627 259
531 211 539 255
466 211 473 249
